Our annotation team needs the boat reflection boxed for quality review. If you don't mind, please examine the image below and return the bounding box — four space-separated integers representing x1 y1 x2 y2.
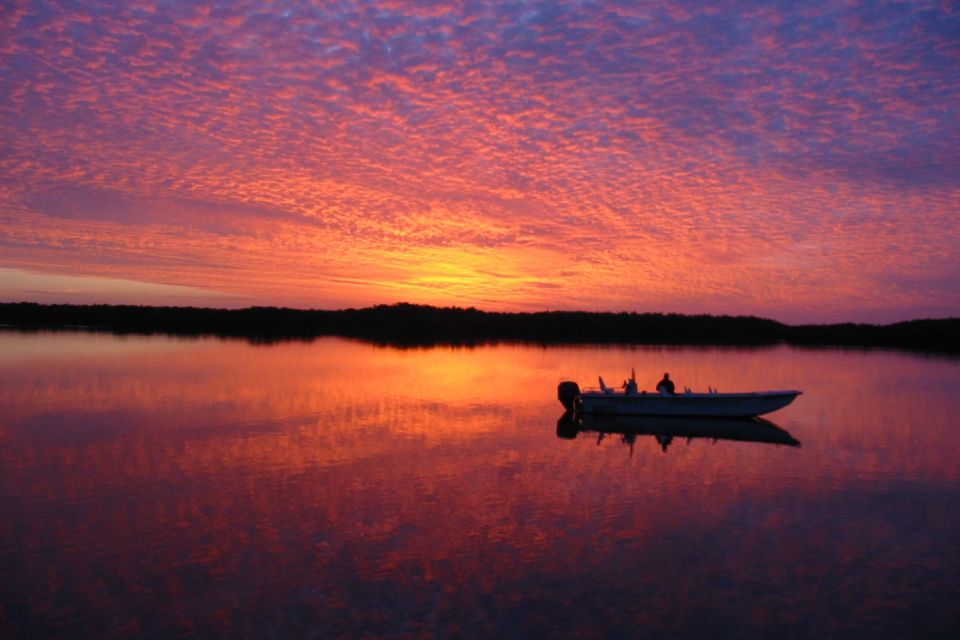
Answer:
556 411 801 454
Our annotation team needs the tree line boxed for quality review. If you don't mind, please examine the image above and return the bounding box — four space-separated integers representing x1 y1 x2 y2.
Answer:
1 302 957 352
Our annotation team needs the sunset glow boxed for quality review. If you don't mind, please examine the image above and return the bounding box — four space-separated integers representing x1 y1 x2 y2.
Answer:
2 1 958 322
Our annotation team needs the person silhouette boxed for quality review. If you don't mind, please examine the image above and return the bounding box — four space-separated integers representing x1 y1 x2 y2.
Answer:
656 372 675 395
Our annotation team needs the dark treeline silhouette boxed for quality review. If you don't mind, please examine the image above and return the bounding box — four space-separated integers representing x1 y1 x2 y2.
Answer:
1 302 957 352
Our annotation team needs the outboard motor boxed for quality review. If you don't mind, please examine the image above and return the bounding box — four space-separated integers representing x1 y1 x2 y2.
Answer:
557 381 581 411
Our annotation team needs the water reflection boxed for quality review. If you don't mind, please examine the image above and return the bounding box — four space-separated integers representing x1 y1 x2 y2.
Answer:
556 411 801 453
1 332 959 638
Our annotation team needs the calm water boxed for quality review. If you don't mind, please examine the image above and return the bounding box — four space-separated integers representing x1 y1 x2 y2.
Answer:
1 332 958 639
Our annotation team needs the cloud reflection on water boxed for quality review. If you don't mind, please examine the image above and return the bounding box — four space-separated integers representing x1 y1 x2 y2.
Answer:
1 333 958 637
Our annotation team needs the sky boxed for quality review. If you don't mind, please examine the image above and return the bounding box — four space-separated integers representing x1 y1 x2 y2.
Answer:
1 0 958 324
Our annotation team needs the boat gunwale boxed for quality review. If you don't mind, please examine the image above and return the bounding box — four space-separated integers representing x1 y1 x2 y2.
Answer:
573 389 801 418
577 389 802 398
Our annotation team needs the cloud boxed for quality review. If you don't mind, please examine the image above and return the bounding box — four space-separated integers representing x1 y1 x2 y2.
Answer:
1 0 958 321
0 268 249 307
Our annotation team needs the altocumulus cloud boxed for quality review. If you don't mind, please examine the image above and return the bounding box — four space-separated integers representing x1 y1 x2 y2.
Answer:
0 0 958 321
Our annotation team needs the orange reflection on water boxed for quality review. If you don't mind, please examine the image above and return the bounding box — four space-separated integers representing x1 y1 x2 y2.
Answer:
2 333 959 637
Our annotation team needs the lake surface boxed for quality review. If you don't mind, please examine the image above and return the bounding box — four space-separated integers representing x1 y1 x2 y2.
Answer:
2 332 958 639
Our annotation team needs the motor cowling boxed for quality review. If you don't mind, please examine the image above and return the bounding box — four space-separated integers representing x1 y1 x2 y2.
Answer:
557 381 581 411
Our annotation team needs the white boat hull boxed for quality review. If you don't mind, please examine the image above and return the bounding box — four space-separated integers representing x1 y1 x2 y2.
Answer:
576 390 801 418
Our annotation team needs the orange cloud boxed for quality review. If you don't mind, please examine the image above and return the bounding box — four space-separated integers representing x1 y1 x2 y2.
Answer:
1 0 958 321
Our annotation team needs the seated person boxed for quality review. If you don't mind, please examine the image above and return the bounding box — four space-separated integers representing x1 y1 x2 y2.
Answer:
656 372 676 395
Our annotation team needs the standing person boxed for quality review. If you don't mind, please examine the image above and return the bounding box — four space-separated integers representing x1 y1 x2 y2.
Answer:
656 372 675 395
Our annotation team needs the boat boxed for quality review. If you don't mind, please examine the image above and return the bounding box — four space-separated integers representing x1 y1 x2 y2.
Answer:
556 411 801 450
557 371 801 418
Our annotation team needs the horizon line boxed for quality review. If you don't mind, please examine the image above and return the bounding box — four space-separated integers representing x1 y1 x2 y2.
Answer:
2 300 957 329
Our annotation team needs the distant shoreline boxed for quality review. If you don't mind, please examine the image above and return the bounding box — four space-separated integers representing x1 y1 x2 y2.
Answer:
1 302 958 353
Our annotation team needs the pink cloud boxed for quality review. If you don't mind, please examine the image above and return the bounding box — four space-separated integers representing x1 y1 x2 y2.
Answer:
0 0 958 322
